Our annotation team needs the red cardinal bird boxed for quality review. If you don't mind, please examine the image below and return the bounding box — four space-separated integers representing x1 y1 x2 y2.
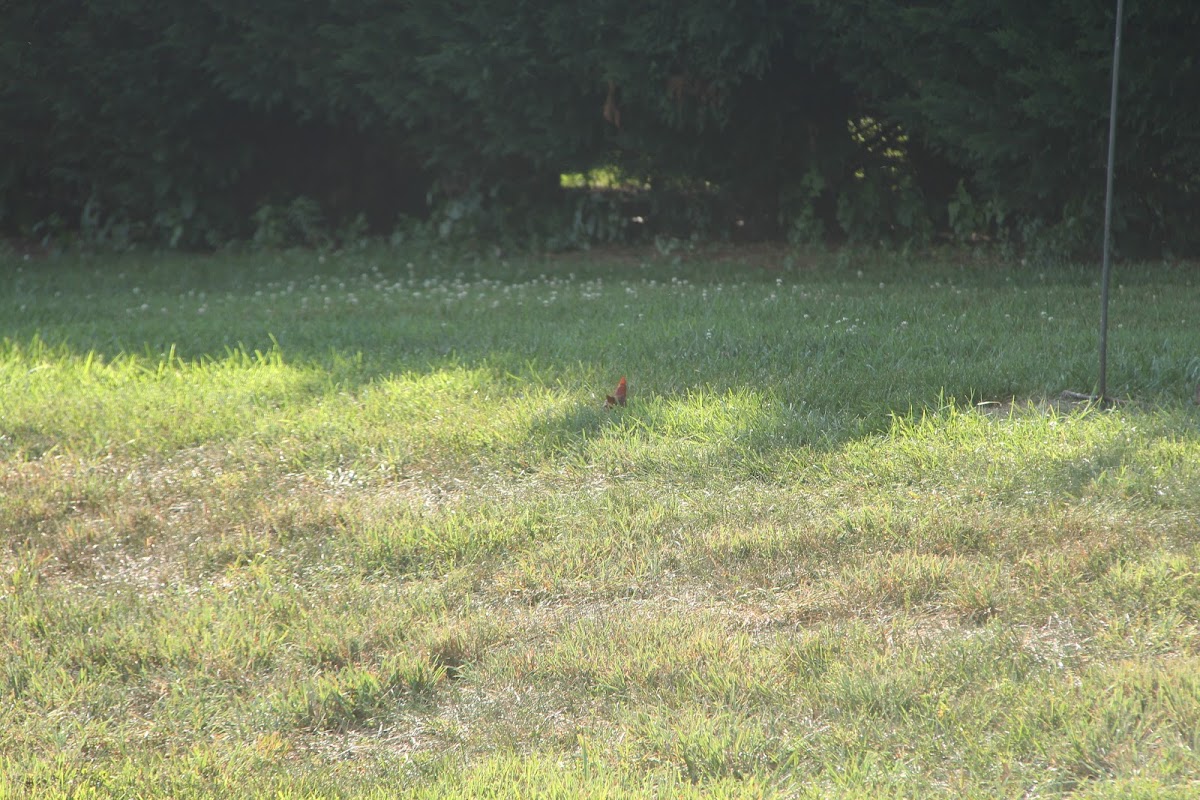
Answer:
605 376 627 408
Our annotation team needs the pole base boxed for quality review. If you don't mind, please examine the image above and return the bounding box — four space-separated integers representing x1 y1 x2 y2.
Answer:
1061 390 1119 408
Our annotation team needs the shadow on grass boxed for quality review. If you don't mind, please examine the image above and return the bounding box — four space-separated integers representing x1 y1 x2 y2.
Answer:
3 250 1198 467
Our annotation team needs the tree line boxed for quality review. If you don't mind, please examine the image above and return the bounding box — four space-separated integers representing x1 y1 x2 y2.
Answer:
3 0 1198 256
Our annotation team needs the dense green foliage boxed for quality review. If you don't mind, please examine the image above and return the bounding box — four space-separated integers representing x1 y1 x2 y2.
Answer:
3 0 1198 254
822 0 1200 256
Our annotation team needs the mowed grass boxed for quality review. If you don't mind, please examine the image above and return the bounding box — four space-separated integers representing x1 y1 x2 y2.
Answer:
2 247 1199 798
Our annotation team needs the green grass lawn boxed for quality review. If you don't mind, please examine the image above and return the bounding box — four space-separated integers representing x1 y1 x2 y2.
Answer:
2 246 1199 798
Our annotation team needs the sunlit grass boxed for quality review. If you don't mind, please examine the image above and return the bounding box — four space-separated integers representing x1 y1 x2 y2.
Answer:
2 246 1199 797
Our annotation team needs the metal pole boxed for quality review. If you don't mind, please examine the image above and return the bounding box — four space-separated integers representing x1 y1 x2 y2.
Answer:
1098 0 1124 401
